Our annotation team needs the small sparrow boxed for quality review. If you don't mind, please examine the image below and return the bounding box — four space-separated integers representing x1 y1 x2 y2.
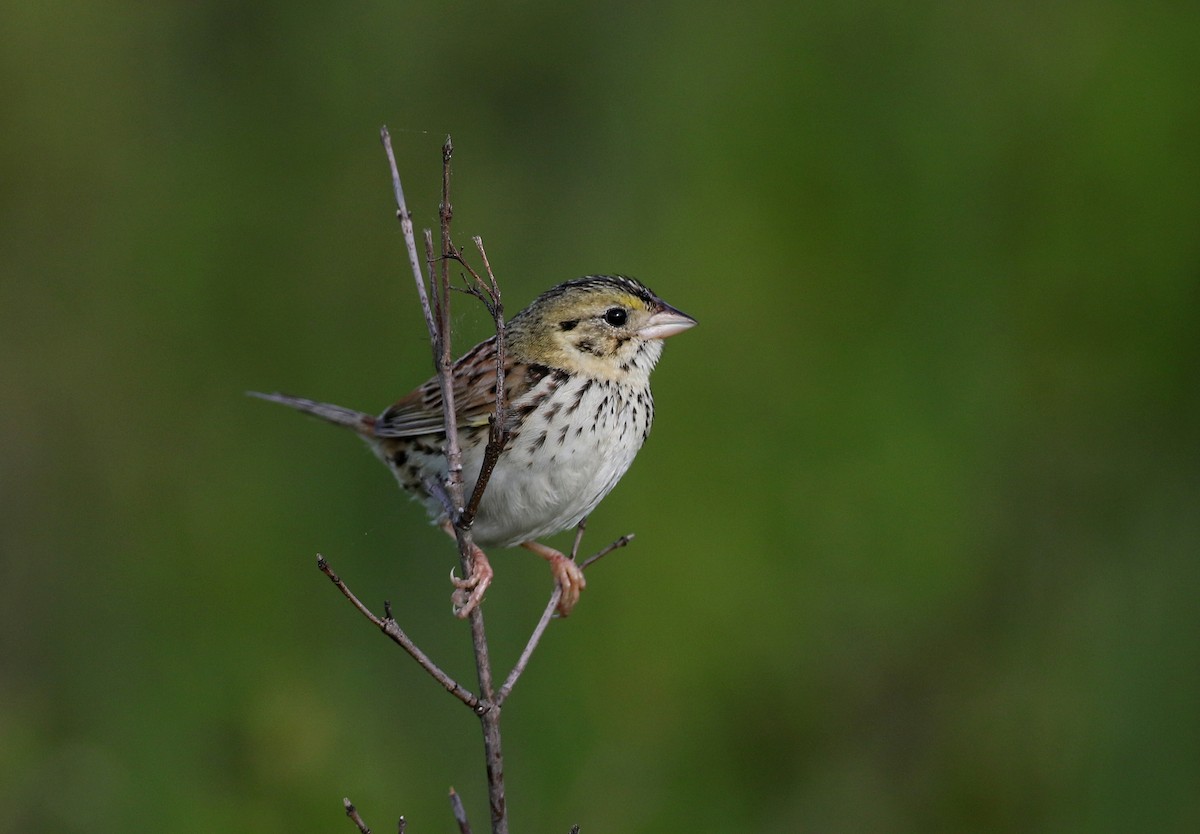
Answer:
252 275 695 617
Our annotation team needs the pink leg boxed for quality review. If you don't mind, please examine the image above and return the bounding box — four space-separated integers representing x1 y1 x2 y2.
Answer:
521 540 586 616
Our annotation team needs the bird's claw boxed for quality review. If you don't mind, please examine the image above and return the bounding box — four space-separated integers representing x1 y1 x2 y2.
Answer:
450 547 493 619
450 567 477 590
547 552 586 617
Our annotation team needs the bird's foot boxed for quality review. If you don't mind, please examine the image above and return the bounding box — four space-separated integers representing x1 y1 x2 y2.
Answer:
450 543 493 619
521 541 586 616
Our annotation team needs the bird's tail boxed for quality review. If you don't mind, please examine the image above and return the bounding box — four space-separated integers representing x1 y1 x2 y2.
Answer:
247 391 376 433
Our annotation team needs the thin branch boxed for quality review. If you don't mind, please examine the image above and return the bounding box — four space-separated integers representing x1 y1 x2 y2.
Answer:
570 520 589 559
379 126 437 347
344 798 372 834
317 555 479 710
424 474 458 521
495 527 636 706
440 137 455 297
378 129 533 834
459 238 508 529
428 228 466 509
581 533 635 571
387 132 506 834
449 788 473 834
495 588 561 707
381 130 485 600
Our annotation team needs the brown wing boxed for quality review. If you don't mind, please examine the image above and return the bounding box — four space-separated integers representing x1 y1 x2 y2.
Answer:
373 337 537 438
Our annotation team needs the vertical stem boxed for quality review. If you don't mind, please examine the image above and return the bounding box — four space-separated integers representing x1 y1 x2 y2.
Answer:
436 135 507 834
479 706 506 834
383 128 508 834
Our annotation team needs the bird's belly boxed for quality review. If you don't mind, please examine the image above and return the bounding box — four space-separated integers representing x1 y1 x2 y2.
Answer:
465 438 628 547
465 379 651 548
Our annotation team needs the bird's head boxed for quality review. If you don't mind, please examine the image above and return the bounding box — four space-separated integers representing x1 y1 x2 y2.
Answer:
509 275 696 379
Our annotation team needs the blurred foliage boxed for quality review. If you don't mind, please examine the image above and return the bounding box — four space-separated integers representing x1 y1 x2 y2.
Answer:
2 1 1198 832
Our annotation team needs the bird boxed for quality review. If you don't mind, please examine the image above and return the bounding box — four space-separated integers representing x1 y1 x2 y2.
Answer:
251 274 695 617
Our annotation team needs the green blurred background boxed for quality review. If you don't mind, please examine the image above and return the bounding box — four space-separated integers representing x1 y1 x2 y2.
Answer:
3 1 1198 831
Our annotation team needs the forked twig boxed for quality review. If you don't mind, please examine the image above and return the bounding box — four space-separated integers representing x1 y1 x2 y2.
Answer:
380 128 507 834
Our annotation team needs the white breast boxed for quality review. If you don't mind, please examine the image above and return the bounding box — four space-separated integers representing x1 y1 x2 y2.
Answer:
464 374 654 548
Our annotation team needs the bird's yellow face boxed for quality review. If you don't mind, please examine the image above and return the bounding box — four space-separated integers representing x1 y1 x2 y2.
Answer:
510 276 695 379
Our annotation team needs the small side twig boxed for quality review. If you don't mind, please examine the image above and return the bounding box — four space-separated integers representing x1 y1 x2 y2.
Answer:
495 525 635 706
495 589 561 707
454 237 509 529
380 127 437 347
344 798 372 834
318 555 479 710
581 533 635 571
449 787 473 834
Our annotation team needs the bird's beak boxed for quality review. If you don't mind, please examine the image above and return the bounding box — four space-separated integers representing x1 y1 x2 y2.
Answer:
638 303 697 340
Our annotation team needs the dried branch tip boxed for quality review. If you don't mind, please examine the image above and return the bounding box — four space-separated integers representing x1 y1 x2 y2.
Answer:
449 787 473 834
344 797 372 834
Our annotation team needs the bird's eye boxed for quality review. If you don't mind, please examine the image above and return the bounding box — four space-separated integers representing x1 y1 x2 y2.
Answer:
603 307 628 327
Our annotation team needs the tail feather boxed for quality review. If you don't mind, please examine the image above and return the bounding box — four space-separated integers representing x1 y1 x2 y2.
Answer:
248 391 375 433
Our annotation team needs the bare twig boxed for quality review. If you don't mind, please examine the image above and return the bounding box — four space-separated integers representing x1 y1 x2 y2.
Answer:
421 230 466 522
495 587 560 707
581 534 635 571
424 474 458 521
381 129 510 834
440 137 455 303
459 238 509 529
570 518 590 561
344 798 372 834
318 555 479 709
435 197 510 530
449 788 473 834
495 526 635 706
380 127 437 347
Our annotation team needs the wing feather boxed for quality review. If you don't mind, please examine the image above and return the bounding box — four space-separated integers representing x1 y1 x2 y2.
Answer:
373 337 533 438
